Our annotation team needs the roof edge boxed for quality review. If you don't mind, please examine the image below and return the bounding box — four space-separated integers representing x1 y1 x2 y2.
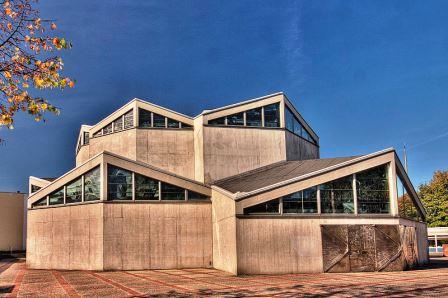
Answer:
198 92 284 117
230 148 395 200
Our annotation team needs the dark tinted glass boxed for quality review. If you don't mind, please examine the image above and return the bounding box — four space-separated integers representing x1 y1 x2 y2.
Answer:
285 107 294 132
66 178 82 204
182 123 192 128
188 191 209 200
84 167 100 201
83 132 90 144
244 199 279 214
108 165 132 200
208 117 225 125
320 176 354 214
49 188 64 205
124 110 134 129
153 113 166 128
31 184 41 193
246 107 262 127
303 187 317 213
135 173 159 200
227 112 244 126
283 191 301 213
357 165 389 214
103 123 113 134
161 183 185 200
167 118 180 128
139 109 151 128
32 197 47 207
114 117 123 132
264 103 280 127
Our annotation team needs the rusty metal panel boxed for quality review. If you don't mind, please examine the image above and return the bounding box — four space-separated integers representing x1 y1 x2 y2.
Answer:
374 225 404 272
321 225 350 273
322 224 405 273
400 226 418 269
348 225 376 272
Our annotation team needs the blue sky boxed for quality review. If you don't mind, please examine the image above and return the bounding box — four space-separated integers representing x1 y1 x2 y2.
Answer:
1 0 447 192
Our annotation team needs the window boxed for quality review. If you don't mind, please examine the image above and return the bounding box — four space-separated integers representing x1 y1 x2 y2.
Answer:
282 187 317 214
49 188 64 205
397 175 421 221
124 110 134 129
244 199 279 214
108 165 132 200
263 103 280 127
246 107 262 127
114 117 123 132
167 118 180 128
93 130 102 137
161 182 185 200
320 176 354 214
208 117 226 125
303 187 318 213
84 167 100 201
285 106 316 144
66 178 82 204
135 173 159 200
32 197 47 208
182 123 192 128
153 113 166 128
293 120 302 136
103 123 113 135
357 165 389 214
31 184 41 193
283 191 302 213
188 191 209 200
139 108 152 128
83 132 90 145
285 107 294 132
227 112 244 126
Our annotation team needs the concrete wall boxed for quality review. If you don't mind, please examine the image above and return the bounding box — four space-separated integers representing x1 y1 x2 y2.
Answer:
203 127 286 183
27 204 104 270
136 129 195 180
76 129 195 180
399 218 429 265
235 217 427 275
285 130 319 160
0 192 25 251
211 190 237 274
27 201 212 271
103 202 212 270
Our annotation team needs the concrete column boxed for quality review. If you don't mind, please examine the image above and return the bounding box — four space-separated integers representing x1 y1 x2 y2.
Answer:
279 97 285 128
388 161 399 216
317 187 321 214
353 174 358 215
100 162 107 201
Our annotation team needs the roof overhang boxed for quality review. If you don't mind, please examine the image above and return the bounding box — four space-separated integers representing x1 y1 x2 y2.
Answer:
28 151 211 208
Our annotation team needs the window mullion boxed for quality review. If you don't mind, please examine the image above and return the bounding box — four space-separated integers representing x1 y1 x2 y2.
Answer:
158 181 162 200
317 187 321 214
132 172 135 201
353 174 358 215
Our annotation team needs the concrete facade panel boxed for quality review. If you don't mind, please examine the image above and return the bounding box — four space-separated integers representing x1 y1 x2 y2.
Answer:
102 202 212 271
203 127 286 183
0 192 25 251
26 204 104 270
236 217 429 275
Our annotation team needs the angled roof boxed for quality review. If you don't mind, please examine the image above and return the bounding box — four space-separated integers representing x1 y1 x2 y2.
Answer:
199 92 284 116
213 156 359 194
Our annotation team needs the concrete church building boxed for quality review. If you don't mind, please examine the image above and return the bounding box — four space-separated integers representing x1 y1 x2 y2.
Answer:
27 92 428 274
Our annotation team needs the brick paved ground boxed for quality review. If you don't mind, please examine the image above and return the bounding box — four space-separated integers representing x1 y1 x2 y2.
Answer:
1 258 448 297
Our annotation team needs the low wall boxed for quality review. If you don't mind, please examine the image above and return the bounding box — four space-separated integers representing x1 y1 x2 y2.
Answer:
0 192 25 251
27 201 212 271
235 217 428 274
